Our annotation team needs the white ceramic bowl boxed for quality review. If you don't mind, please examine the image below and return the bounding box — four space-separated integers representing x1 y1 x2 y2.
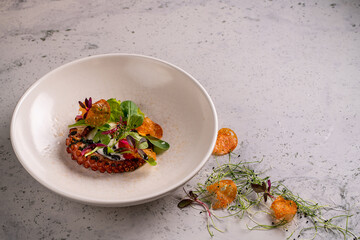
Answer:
11 54 218 207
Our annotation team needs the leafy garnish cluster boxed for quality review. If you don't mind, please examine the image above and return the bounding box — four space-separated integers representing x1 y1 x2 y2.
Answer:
69 98 169 165
178 154 359 239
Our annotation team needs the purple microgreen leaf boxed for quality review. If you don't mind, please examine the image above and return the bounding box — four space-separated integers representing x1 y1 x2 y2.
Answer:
251 183 266 193
126 135 136 148
94 143 107 147
85 98 89 108
137 149 147 159
83 112 88 119
79 101 86 109
81 144 97 155
81 143 107 156
264 193 268 202
267 179 272 192
102 130 112 135
88 97 92 108
139 137 147 145
102 127 117 135
179 189 211 216
177 199 194 209
81 146 91 156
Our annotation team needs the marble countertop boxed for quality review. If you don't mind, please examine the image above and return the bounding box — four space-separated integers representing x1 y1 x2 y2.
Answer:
1 0 359 239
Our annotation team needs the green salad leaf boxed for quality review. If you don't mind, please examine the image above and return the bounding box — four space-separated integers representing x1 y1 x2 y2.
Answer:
128 132 149 149
98 123 111 131
121 100 144 129
68 98 169 169
105 146 114 154
68 120 111 132
93 131 111 145
68 119 86 128
145 157 157 166
145 135 170 154
107 98 122 123
137 138 148 150
128 132 143 141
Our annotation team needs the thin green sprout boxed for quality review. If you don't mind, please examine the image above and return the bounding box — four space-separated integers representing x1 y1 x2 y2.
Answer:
247 213 288 230
298 213 358 240
285 229 296 240
188 199 223 237
179 154 359 239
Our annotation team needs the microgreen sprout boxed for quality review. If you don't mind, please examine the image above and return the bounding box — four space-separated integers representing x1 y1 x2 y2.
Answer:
178 188 212 217
112 135 157 166
68 98 170 168
178 188 222 236
81 143 107 156
250 179 275 202
76 97 92 120
178 154 359 239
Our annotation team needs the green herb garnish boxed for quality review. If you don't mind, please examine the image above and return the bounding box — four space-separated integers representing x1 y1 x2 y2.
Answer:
145 135 170 154
120 100 144 129
178 153 359 239
68 98 170 165
107 98 122 123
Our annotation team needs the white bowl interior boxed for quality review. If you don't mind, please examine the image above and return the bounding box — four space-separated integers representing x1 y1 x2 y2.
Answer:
11 54 217 206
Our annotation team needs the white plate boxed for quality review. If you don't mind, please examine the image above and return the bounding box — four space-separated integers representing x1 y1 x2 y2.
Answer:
10 54 218 207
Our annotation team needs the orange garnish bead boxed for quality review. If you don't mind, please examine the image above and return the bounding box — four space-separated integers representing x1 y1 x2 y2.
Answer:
85 99 111 127
270 196 297 222
206 180 237 209
212 128 238 155
136 117 163 139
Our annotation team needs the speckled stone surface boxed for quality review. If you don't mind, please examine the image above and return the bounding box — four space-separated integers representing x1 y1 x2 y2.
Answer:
1 0 360 239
